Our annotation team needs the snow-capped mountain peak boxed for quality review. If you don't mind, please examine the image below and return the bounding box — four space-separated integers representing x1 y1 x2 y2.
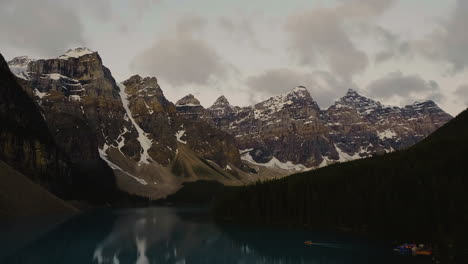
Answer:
285 85 310 99
7 56 36 80
211 95 230 108
334 88 382 115
7 56 35 66
208 95 239 117
346 88 358 95
405 100 444 115
59 47 95 59
340 88 367 101
176 94 201 107
412 100 435 106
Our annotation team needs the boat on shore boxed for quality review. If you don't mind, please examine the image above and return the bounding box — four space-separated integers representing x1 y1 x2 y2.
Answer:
394 243 432 256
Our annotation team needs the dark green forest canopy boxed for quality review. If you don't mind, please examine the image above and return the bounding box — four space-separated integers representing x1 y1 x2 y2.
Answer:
214 108 468 240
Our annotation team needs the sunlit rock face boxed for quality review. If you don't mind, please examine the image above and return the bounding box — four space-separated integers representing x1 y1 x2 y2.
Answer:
207 87 452 168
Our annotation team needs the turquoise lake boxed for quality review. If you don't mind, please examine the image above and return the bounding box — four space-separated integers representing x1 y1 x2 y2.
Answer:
0 207 432 264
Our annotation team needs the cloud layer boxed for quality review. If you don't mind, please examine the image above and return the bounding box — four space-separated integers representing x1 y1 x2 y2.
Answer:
131 16 231 86
0 0 464 115
0 0 85 57
455 85 468 106
284 0 396 81
367 71 443 104
425 0 468 73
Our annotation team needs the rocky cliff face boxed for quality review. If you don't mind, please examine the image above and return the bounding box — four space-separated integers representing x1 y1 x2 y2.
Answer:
10 48 141 165
173 94 243 170
208 87 453 169
0 52 72 196
8 49 249 199
119 75 243 170
210 86 331 169
0 52 119 202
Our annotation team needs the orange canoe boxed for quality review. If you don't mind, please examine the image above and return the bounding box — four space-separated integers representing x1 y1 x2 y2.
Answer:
415 250 432 256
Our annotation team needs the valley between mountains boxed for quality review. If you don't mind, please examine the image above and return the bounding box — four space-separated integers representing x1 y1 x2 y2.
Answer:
2 47 452 201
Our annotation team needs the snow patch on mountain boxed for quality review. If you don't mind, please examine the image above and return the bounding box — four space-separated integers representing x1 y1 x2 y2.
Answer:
34 89 48 99
116 127 130 155
176 103 200 107
377 129 397 140
252 86 314 120
144 101 154 114
336 89 383 116
118 83 153 164
175 128 187 144
288 86 309 97
69 95 81 102
335 144 361 162
44 73 67 80
98 143 148 185
176 94 201 107
59 47 95 59
7 56 35 80
318 156 333 168
209 95 238 115
241 150 307 171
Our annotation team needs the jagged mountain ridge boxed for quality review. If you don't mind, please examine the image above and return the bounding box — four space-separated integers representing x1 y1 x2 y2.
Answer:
6 47 452 198
208 87 452 168
7 48 256 199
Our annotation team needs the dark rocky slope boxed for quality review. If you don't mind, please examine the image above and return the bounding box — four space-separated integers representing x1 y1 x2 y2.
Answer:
0 161 78 219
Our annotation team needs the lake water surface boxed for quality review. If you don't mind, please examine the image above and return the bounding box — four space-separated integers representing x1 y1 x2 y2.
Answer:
0 207 431 264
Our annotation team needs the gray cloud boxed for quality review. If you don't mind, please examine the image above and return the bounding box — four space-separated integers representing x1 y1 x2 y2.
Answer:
285 9 368 81
218 17 264 51
130 0 164 16
455 85 468 106
284 0 395 81
436 0 468 73
0 0 86 57
373 26 412 64
417 0 468 74
246 68 305 95
176 15 206 35
367 71 444 104
83 0 113 22
246 68 355 108
337 0 396 17
131 16 230 86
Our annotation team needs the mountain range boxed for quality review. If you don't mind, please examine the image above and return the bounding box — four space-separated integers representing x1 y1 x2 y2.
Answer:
2 47 452 201
213 106 468 258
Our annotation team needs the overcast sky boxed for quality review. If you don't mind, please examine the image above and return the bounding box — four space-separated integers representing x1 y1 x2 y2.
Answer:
1 0 467 115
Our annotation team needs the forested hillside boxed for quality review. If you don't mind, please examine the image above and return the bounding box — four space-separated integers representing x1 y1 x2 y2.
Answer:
214 108 468 241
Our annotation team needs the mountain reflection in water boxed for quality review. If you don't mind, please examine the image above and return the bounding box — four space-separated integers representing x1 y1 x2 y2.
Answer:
1 207 431 264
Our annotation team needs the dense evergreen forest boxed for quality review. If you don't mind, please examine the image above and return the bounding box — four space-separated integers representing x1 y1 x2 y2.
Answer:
214 109 468 246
